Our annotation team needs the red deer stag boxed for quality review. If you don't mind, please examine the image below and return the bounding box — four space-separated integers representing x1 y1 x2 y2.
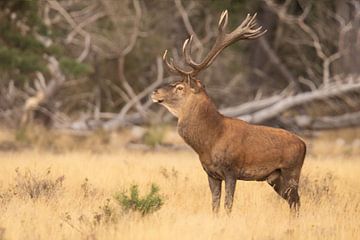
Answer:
151 10 306 213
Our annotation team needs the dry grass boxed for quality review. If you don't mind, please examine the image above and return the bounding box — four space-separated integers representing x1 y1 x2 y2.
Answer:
0 145 359 240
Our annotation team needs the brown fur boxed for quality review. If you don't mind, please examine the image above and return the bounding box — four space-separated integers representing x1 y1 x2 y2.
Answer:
152 11 305 213
152 80 306 213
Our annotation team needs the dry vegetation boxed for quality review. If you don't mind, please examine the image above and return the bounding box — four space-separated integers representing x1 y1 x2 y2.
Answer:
0 129 359 240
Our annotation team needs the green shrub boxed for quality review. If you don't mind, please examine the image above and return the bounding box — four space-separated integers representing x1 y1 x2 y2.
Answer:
0 47 47 74
114 184 163 216
142 126 166 148
14 127 29 144
59 57 93 77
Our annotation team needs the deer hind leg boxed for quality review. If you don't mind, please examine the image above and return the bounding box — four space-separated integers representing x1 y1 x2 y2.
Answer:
282 169 301 212
267 168 301 212
266 169 281 188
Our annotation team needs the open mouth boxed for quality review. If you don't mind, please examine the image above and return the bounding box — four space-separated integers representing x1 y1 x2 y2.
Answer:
151 95 164 103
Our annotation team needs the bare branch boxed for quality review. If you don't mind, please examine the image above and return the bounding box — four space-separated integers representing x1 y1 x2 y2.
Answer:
21 56 66 126
258 38 300 89
66 11 106 44
77 33 91 62
103 57 164 130
265 0 346 86
121 0 142 56
47 0 93 62
323 52 342 86
174 0 203 52
293 111 360 130
47 0 88 38
239 81 360 123
220 95 283 117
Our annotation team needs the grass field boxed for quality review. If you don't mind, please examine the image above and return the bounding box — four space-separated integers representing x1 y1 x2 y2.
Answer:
0 130 359 240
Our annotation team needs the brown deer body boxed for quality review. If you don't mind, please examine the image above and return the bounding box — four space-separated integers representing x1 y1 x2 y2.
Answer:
152 11 306 213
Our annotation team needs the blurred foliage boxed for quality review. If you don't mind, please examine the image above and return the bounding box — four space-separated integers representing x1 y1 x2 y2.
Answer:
0 0 41 26
0 0 91 85
0 0 358 128
142 125 166 148
59 57 93 77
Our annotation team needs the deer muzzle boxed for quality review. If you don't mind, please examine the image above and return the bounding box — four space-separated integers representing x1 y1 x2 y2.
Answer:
151 89 164 103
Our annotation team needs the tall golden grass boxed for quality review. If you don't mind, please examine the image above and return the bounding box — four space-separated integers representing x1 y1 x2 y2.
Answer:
0 127 359 239
0 148 359 240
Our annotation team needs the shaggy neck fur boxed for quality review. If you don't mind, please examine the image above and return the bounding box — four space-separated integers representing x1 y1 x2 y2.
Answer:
177 91 224 154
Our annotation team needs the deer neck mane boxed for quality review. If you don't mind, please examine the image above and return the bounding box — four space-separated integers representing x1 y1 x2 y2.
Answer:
177 91 223 154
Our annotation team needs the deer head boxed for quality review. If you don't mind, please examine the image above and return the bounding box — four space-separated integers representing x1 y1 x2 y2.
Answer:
151 10 266 118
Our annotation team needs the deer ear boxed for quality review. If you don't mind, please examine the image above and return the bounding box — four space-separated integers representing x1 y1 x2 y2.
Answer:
190 79 203 93
195 80 202 88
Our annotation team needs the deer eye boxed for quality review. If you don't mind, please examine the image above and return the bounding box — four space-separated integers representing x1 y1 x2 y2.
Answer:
176 85 184 91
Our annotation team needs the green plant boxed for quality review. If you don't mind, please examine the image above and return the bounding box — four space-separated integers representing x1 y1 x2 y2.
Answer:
114 184 163 216
59 57 93 77
142 126 166 148
14 127 30 144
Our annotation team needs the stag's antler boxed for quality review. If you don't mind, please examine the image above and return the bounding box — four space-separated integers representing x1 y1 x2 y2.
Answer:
163 10 266 77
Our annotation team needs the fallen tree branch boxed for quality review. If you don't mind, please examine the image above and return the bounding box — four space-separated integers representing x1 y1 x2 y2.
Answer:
293 111 360 130
21 56 66 126
220 95 285 117
238 81 360 123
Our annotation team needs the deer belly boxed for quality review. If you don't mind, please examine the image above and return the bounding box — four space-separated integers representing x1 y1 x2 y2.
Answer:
236 166 275 181
202 165 226 180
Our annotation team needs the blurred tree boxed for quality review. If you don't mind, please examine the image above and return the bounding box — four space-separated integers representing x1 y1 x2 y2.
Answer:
0 0 359 131
0 0 92 126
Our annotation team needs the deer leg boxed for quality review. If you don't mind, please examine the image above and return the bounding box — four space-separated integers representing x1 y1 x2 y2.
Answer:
268 168 301 213
208 175 222 213
282 176 300 212
224 176 236 214
286 182 300 213
282 167 301 213
267 169 282 193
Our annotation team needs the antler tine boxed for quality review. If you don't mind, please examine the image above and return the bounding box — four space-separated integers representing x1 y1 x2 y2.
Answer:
187 11 266 76
164 11 266 78
218 10 229 32
238 13 252 29
232 13 263 39
163 49 192 76
162 50 177 74
249 13 258 26
182 37 190 55
183 35 202 71
180 10 230 74
247 27 267 39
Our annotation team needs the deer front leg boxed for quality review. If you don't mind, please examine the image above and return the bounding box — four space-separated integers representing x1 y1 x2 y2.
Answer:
208 175 222 213
224 176 236 214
